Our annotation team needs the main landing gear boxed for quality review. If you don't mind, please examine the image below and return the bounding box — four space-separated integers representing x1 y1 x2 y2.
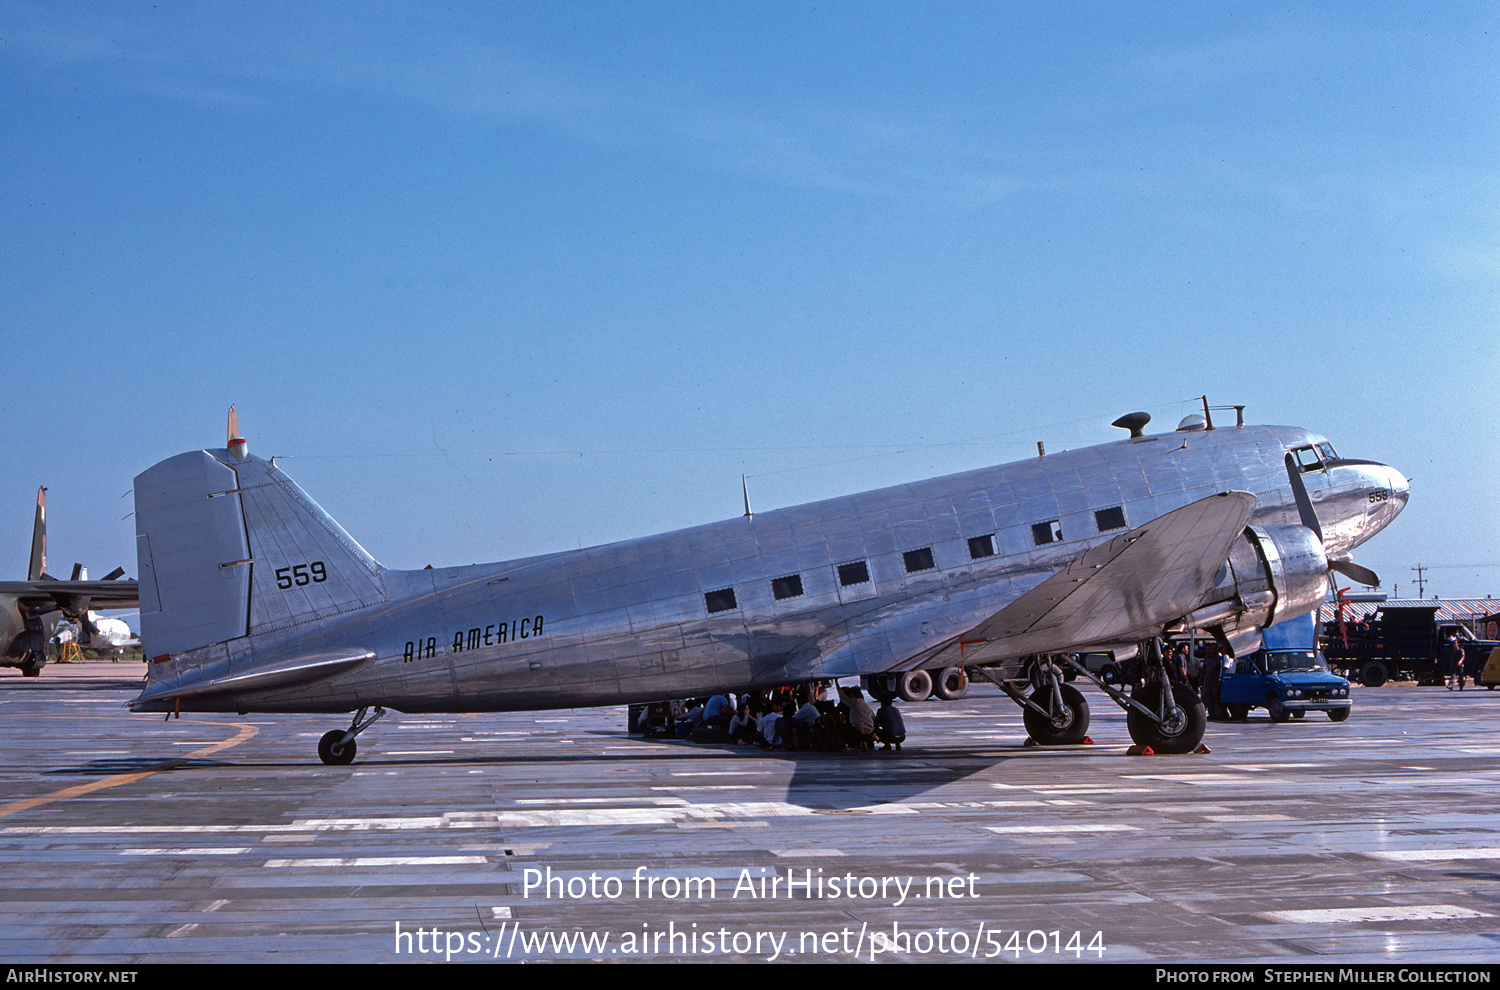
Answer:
974 638 1208 754
318 706 386 765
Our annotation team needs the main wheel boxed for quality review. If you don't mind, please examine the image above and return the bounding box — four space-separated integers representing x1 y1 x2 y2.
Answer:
1360 661 1388 688
1267 696 1292 723
1022 684 1090 745
864 674 900 703
933 666 968 701
1126 683 1206 754
898 669 934 702
318 729 357 766
1327 707 1350 722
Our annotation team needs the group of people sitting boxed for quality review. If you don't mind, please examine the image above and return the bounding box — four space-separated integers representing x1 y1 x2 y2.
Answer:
664 682 907 753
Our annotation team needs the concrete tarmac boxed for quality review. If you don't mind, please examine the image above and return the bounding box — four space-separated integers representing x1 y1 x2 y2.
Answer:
2 661 1498 964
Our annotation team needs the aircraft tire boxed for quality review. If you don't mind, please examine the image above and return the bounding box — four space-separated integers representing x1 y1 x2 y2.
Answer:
1328 708 1350 722
19 661 43 677
933 666 968 701
1360 662 1388 688
1125 683 1206 754
898 669 933 703
1267 696 1292 723
1022 684 1090 745
318 730 357 766
1226 704 1251 721
863 674 900 703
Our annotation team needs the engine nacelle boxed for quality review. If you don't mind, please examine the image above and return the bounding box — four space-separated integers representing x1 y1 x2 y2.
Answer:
1178 525 1328 652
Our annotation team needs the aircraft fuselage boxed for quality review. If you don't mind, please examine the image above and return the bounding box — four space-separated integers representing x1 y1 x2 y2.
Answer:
131 421 1407 715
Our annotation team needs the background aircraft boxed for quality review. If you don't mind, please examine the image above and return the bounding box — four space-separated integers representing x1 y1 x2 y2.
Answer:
0 488 139 676
128 407 1406 762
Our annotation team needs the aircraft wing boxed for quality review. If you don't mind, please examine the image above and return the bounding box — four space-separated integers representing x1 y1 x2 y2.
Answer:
908 491 1258 668
0 580 140 612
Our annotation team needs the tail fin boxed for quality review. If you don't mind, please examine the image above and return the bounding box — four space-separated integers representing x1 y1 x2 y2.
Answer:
28 487 46 582
135 440 386 659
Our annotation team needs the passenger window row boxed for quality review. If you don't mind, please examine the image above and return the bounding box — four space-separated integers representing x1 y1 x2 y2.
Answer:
704 505 1128 614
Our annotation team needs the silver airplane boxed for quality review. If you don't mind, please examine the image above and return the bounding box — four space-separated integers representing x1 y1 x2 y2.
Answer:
0 488 140 675
128 406 1407 762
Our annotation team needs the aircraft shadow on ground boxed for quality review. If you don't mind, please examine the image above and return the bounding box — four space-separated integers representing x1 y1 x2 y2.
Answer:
43 738 1104 810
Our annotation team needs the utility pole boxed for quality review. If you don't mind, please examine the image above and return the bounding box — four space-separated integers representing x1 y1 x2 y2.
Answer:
1411 564 1428 599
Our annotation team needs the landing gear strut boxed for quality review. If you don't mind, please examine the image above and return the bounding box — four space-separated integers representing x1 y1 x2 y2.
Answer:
975 656 1091 745
318 706 386 765
1118 639 1206 753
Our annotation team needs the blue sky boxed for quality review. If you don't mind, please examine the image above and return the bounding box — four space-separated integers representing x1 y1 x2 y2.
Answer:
2 2 1496 606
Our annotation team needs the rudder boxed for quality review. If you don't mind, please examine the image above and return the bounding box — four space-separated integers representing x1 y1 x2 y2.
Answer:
134 446 387 660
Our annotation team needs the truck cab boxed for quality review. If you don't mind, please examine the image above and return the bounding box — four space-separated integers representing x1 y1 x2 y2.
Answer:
1219 648 1352 722
1220 612 1353 722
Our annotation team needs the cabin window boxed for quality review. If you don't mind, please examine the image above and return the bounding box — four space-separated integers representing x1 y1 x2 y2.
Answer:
837 560 870 587
1031 520 1063 546
1094 506 1127 532
771 574 804 601
903 547 935 573
967 534 996 559
704 587 738 614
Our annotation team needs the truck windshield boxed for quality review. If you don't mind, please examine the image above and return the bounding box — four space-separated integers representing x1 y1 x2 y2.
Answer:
1265 651 1328 674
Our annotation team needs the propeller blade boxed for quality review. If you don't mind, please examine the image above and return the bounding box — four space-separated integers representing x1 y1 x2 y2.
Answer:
1283 453 1323 542
100 567 125 582
70 562 84 581
1330 557 1380 588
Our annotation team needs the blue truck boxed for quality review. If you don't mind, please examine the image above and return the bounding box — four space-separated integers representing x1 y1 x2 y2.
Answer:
1219 613 1353 722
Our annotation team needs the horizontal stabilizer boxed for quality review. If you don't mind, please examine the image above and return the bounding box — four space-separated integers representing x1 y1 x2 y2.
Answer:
931 491 1258 666
132 647 375 706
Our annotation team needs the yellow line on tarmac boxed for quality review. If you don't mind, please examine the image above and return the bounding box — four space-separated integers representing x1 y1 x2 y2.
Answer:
0 720 259 820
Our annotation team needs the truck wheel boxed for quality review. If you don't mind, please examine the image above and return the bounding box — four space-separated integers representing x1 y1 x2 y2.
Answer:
1267 696 1292 723
1022 684 1090 745
898 669 933 702
1226 704 1250 721
1100 663 1121 685
933 666 968 701
1359 662 1388 688
1291 709 1305 719
1327 708 1350 722
1125 683 1206 754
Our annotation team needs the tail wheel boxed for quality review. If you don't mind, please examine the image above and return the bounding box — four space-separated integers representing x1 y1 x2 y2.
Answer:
1125 682 1206 754
1022 683 1090 745
318 730 357 766
898 669 934 702
933 666 968 701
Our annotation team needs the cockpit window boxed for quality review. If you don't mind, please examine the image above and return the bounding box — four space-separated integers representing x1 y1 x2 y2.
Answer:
1317 442 1338 461
1291 445 1322 472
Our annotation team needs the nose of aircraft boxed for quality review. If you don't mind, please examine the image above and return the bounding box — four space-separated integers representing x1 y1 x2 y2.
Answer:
1364 462 1410 537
